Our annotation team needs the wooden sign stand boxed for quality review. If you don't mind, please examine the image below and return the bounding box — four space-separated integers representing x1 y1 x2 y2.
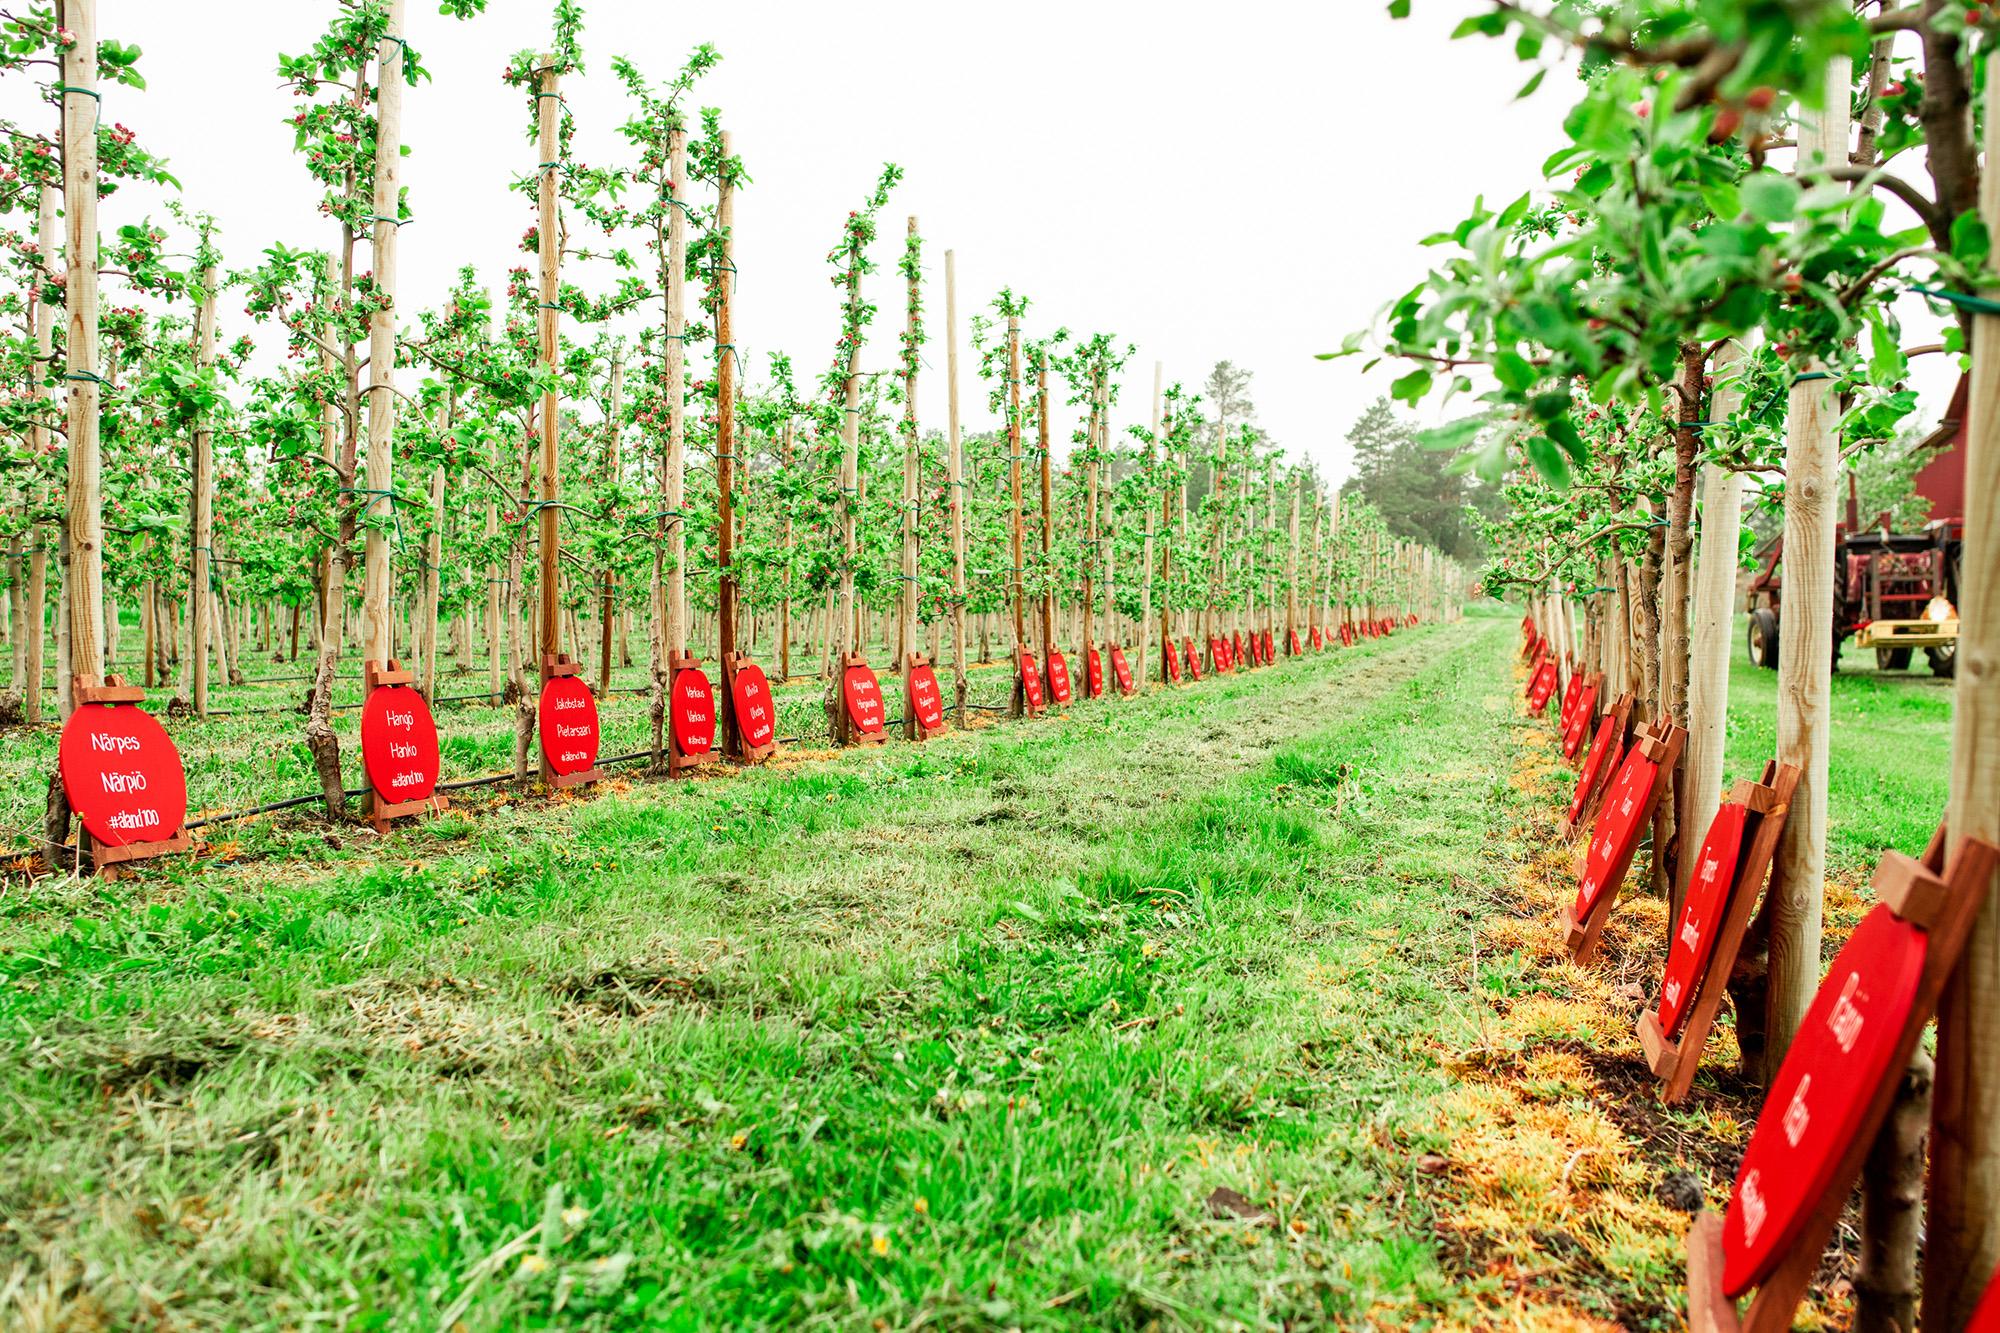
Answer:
1637 762 1800 1102
70 674 193 880
724 650 779 760
667 652 718 777
540 653 604 788
1106 641 1136 698
1686 831 2000 1333
903 651 948 741
841 653 890 747
363 658 449 834
1562 718 1685 964
1559 692 1635 839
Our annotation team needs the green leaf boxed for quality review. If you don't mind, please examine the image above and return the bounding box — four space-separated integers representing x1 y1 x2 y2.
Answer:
1740 172 1798 224
1950 211 1991 270
1389 368 1433 405
1387 0 1410 15
1524 434 1572 489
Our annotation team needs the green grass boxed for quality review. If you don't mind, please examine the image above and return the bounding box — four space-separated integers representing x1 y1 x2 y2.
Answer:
1718 618 1954 873
0 613 1954 1329
0 620 1551 1330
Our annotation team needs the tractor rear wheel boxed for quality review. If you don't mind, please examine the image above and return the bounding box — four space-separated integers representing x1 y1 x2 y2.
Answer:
1876 646 1913 671
1928 645 1957 679
1747 608 1780 669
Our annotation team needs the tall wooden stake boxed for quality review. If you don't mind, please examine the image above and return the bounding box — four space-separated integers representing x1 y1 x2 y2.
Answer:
361 0 405 671
715 133 741 755
898 215 921 738
1679 339 1749 899
1924 61 2000 1330
1768 57 1850 1071
945 251 968 725
59 0 102 692
1006 314 1027 715
1036 352 1054 661
188 264 217 716
532 52 563 781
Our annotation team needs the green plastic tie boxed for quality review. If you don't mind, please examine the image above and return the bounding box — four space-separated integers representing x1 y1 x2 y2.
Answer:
1911 284 2000 317
53 83 99 102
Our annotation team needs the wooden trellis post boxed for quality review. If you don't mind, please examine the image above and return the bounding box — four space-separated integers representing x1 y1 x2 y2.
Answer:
1924 60 2000 1330
60 0 103 695
1286 468 1301 652
187 267 217 717
945 251 969 726
656 120 690 766
599 348 622 699
715 133 741 757
1007 313 1029 717
1036 352 1055 666
532 51 563 784
1080 362 1101 689
1768 56 1851 1074
899 216 921 738
360 0 406 675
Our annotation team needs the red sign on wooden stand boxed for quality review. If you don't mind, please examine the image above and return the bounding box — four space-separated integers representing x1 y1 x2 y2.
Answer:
842 659 888 739
1085 646 1104 698
1017 648 1045 713
1723 905 1928 1295
59 699 190 852
1686 836 2000 1333
1261 629 1275 663
729 656 779 757
672 665 717 758
1562 680 1601 759
1109 644 1135 695
1310 625 1323 650
1046 649 1073 704
1342 623 1356 647
1527 659 1559 713
1564 693 1632 836
538 672 603 781
1564 720 1684 963
906 657 947 737
1183 637 1202 681
1207 636 1225 672
1164 640 1181 683
362 681 442 805
1558 669 1583 731
1232 630 1246 667
1657 802 1750 1039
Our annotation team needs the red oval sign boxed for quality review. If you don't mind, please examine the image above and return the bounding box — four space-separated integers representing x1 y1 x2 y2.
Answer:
1558 672 1584 731
1528 661 1559 713
1261 629 1275 663
1018 651 1045 710
58 703 189 848
1722 905 1928 1296
731 661 777 750
1110 645 1134 694
1310 626 1323 650
1164 643 1182 683
538 674 602 775
1232 631 1246 667
1207 636 1225 671
672 667 716 756
1572 746 1658 923
1183 639 1202 681
843 663 887 733
1562 683 1600 759
1046 650 1073 704
1568 715 1621 825
1085 647 1104 698
361 683 441 804
1658 802 1750 1039
907 662 945 731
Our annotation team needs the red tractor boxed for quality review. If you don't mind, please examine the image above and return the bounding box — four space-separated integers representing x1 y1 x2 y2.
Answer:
1744 383 1964 678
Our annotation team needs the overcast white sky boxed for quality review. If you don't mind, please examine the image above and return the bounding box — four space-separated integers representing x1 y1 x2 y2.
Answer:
23 2 1955 481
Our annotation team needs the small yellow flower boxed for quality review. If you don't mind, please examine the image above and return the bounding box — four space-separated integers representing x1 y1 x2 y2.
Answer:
870 1233 891 1257
913 1197 929 1215
516 1254 549 1276
730 1131 748 1151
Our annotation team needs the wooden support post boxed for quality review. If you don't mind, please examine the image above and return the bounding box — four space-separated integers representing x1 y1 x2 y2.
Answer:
532 52 562 782
361 0 405 674
652 122 689 767
715 134 741 757
1036 350 1055 671
59 0 103 695
1007 314 1027 717
945 251 969 726
599 348 622 699
1767 58 1851 1072
1925 57 2000 1328
899 216 921 738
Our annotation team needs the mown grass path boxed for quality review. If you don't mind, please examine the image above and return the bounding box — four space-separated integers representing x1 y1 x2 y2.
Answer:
2 616 1604 1331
